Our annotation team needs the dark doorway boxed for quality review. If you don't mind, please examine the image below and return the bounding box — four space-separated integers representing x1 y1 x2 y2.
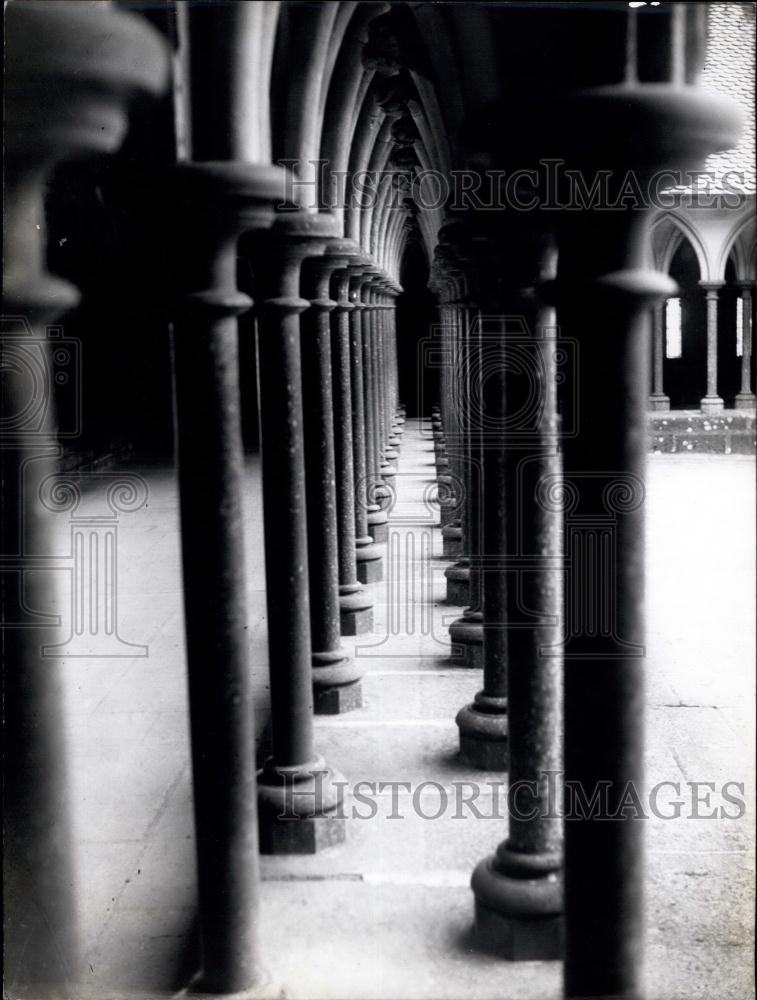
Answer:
397 239 437 416
667 238 705 409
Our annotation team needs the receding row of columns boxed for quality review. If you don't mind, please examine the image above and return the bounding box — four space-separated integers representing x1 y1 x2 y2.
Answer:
5 3 744 999
649 280 756 412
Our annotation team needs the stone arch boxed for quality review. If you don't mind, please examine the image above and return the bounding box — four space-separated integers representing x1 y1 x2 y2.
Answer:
650 210 711 280
720 212 757 281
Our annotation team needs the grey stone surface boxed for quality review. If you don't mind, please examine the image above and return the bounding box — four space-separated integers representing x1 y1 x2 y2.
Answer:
59 428 754 999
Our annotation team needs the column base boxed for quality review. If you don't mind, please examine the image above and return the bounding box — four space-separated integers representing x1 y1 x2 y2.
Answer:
312 648 362 715
648 393 670 411
442 522 462 557
471 853 563 960
356 538 383 583
339 586 373 635
258 757 347 855
445 561 470 605
700 394 725 414
456 694 508 770
314 680 362 715
367 509 389 544
734 392 757 410
449 614 483 667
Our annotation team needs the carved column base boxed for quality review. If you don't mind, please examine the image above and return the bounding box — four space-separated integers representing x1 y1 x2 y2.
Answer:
445 560 470 605
700 394 724 413
471 853 563 960
258 758 346 854
456 693 508 770
339 585 374 635
449 613 483 668
648 393 670 411
367 508 389 544
312 649 362 715
734 392 756 410
356 537 383 583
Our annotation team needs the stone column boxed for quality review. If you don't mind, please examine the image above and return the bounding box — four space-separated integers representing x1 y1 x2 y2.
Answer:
449 297 484 671
172 161 284 992
441 282 471 608
254 214 346 854
302 253 363 713
456 241 508 771
363 277 390 544
649 301 670 410
172 0 300 985
349 269 383 583
330 255 374 634
700 281 724 413
550 80 740 1000
3 5 166 996
735 282 756 409
471 232 563 960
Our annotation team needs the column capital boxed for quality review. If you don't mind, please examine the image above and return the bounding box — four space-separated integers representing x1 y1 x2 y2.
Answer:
699 280 724 293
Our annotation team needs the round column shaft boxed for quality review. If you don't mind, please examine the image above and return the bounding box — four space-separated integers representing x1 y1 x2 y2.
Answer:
4 5 166 996
330 258 374 634
254 215 346 855
649 301 670 411
302 254 363 714
364 279 390 543
471 236 563 961
349 270 383 583
450 299 485 670
700 281 724 413
172 162 283 993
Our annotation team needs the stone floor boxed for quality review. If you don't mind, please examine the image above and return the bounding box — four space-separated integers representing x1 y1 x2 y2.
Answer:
49 420 754 1000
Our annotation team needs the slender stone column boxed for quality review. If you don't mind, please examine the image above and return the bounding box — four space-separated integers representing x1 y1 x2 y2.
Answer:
3 7 165 995
441 285 471 607
549 81 740 1000
471 233 564 959
172 162 287 991
254 214 346 853
349 270 383 583
373 284 394 485
649 301 670 410
700 281 724 413
442 291 466 552
330 256 374 634
363 277 390 544
384 285 403 450
456 243 508 771
302 254 364 713
735 282 756 409
450 297 484 670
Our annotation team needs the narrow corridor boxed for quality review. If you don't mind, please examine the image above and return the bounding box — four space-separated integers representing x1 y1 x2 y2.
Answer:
60 419 754 1000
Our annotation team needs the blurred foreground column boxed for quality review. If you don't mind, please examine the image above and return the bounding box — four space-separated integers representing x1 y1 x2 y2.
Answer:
170 2 286 989
3 2 166 995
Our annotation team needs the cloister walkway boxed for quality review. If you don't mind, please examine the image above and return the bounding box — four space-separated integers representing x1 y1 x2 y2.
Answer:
63 420 753 1000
